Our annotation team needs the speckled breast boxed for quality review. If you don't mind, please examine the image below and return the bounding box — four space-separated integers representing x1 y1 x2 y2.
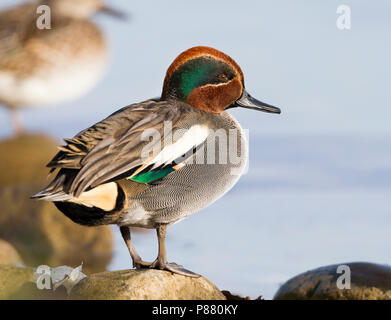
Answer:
122 111 248 227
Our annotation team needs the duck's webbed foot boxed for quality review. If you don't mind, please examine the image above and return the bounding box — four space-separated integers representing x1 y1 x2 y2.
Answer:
132 259 152 269
149 259 200 277
120 225 201 277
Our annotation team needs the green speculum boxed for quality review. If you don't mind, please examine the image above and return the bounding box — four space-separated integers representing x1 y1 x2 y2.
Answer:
129 167 174 184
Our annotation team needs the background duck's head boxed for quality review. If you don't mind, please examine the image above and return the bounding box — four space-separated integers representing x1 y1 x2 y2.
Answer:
162 46 281 115
47 0 124 19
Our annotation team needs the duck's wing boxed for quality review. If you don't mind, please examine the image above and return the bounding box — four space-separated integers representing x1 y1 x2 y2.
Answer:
36 99 209 198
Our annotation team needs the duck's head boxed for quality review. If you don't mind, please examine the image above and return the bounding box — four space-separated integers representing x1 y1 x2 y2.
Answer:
48 0 125 19
162 46 280 115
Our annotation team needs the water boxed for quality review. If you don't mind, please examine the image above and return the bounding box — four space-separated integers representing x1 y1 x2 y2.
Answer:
110 136 391 299
1 0 390 299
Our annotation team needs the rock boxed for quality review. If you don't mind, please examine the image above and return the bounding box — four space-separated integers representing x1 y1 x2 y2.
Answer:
0 265 35 299
9 282 68 300
221 290 251 300
0 134 58 187
0 264 69 300
7 264 85 299
0 184 113 274
274 262 391 300
69 269 227 300
0 239 23 265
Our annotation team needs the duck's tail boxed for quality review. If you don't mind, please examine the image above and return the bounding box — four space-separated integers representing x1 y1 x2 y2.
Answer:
30 169 77 201
31 169 124 226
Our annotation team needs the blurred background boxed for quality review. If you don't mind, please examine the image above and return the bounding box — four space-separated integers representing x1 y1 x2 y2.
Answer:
0 0 390 299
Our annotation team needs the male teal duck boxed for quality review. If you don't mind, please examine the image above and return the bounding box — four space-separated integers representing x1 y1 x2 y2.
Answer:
32 46 281 277
0 0 124 134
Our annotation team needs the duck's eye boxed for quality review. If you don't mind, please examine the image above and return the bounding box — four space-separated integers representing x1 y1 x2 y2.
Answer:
217 73 228 82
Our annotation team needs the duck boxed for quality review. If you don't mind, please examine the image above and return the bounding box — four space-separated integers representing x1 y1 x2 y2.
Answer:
32 46 281 277
0 0 124 135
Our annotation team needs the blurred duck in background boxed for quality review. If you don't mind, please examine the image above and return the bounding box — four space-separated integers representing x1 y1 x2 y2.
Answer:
0 0 125 135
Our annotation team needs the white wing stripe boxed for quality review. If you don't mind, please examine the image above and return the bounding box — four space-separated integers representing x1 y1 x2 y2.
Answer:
148 124 209 170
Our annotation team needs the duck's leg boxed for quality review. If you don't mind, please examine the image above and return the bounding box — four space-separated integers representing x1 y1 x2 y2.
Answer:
10 108 24 136
120 226 152 269
150 224 200 278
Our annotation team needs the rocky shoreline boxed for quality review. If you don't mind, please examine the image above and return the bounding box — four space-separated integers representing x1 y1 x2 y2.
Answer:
1 134 390 300
1 255 391 300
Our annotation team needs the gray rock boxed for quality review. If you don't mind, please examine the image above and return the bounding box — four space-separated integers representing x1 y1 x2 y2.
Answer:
274 262 391 300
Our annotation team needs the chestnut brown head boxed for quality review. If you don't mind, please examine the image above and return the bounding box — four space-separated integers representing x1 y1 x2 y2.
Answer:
162 46 280 115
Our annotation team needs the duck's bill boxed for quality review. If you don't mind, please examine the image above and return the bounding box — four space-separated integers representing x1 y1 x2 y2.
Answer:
234 90 281 114
99 6 127 20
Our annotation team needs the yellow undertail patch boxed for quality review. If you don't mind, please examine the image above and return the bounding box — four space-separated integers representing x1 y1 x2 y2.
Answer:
67 182 118 211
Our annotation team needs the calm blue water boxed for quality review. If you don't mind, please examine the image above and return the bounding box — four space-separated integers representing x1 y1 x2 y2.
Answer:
1 0 390 299
109 136 391 299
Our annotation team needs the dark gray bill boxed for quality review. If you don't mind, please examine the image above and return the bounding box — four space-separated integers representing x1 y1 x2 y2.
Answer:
99 6 127 20
234 90 281 114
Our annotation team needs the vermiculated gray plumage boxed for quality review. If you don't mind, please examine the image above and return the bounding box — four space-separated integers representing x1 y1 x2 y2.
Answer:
32 98 247 228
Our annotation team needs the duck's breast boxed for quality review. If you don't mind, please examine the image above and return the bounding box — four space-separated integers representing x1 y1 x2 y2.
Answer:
132 111 248 226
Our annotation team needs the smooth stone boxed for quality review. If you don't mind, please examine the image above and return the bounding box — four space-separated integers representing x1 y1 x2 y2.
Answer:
69 269 227 300
0 134 58 187
221 290 252 300
0 265 35 299
274 262 391 300
0 239 23 266
8 281 68 300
